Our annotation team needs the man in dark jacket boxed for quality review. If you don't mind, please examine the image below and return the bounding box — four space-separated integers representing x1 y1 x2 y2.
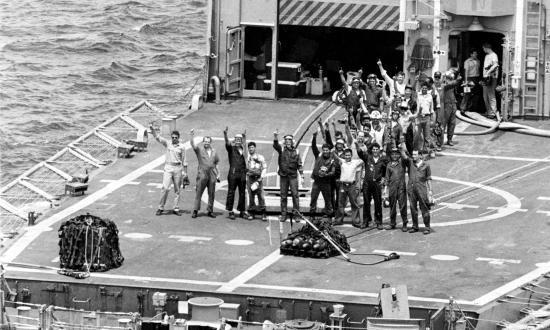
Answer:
273 130 304 221
223 127 248 220
357 142 388 229
310 132 339 219
384 147 408 231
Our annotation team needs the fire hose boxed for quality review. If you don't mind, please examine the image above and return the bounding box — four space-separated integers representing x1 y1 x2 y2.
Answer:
456 111 550 138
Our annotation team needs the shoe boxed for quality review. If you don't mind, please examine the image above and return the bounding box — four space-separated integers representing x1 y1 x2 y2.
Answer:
401 226 408 232
376 224 383 230
191 210 198 218
408 228 419 233
446 141 454 146
172 209 182 216
436 147 442 151
155 209 163 216
240 211 249 219
261 214 267 221
207 212 216 218
384 225 396 230
423 228 431 235
429 151 436 158
279 215 286 222
247 213 254 220
228 211 236 220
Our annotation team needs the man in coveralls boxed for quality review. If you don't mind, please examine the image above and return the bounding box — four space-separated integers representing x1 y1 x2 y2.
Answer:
223 127 248 220
436 71 462 148
339 69 366 127
190 129 220 218
401 146 433 234
357 142 388 229
310 131 339 220
384 147 407 231
150 126 187 216
273 130 304 221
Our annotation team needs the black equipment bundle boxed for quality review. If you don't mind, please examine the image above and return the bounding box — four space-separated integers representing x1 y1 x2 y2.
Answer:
280 219 349 258
58 213 124 272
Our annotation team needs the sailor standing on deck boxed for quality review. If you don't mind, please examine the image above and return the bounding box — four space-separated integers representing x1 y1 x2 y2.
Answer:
400 145 433 234
383 147 408 231
190 129 220 219
246 141 267 221
310 132 339 220
334 149 364 226
223 127 249 220
273 130 304 222
150 126 187 216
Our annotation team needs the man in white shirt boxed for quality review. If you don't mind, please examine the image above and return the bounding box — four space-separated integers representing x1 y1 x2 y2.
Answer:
482 42 499 118
150 126 188 216
246 141 267 220
416 83 435 157
334 149 364 226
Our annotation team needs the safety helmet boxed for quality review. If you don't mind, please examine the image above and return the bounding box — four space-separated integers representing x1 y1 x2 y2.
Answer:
351 77 362 84
367 73 377 80
390 147 399 154
283 134 293 140
370 110 382 120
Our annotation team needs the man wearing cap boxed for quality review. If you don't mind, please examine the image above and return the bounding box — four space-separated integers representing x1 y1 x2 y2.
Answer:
223 127 248 220
150 126 188 216
416 83 435 157
190 129 220 218
386 110 404 153
400 146 433 234
364 73 384 113
311 132 339 220
273 130 304 221
357 142 388 229
334 148 364 226
369 111 385 150
384 147 408 231
246 141 267 221
339 69 367 127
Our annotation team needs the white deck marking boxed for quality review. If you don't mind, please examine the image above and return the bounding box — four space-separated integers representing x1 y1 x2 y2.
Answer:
100 179 141 185
536 210 550 216
4 265 473 305
225 239 254 246
373 249 417 256
487 206 527 212
124 233 153 239
146 183 163 188
476 257 521 265
472 262 550 306
169 235 212 243
515 165 550 180
537 196 550 201
216 249 282 293
438 152 550 163
431 255 460 261
438 202 479 210
147 169 165 173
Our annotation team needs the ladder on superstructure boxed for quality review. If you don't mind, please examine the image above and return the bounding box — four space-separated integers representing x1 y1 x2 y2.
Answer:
522 1 543 117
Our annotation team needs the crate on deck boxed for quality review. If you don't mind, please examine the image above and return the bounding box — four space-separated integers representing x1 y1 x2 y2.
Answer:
65 182 88 196
263 79 307 98
266 62 302 81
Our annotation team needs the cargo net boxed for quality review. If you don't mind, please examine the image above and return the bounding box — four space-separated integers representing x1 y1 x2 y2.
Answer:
58 214 124 274
280 219 349 258
0 206 25 235
126 100 167 129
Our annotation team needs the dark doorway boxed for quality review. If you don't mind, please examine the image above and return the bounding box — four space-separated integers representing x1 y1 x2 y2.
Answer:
278 25 404 92
243 26 273 91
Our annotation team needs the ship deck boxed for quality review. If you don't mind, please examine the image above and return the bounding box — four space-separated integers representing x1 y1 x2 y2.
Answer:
3 98 550 316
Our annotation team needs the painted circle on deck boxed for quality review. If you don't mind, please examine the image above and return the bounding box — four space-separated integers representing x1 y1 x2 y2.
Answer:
124 233 152 239
430 254 460 261
225 239 254 246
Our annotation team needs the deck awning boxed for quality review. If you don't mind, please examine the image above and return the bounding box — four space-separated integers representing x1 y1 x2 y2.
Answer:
279 0 400 31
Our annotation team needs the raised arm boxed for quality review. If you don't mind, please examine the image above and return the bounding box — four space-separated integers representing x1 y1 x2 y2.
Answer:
377 59 394 87
149 124 167 147
344 123 354 148
189 128 197 150
317 118 326 142
339 69 348 85
273 129 282 153
311 132 320 158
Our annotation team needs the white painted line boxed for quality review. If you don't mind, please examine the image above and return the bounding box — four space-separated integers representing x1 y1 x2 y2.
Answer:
373 249 417 256
536 210 550 216
472 262 550 306
438 202 479 210
1 151 167 263
217 249 282 293
537 196 550 201
431 255 460 261
438 152 550 163
476 257 521 265
515 166 550 180
4 265 473 305
146 183 163 188
147 169 165 173
487 206 527 212
169 235 212 243
101 179 141 185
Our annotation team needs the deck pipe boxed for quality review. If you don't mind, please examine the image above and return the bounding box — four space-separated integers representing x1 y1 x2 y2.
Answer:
210 76 221 104
455 111 550 138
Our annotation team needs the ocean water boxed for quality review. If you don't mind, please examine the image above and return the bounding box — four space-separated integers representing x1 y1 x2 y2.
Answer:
0 0 206 186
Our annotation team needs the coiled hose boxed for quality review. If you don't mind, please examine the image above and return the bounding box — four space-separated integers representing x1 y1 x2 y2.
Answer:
456 111 550 138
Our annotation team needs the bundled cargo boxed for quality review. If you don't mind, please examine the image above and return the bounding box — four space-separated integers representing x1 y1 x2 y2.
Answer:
58 213 124 272
280 219 349 258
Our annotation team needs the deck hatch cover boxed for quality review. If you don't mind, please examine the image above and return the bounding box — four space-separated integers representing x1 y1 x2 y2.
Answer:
279 0 400 31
